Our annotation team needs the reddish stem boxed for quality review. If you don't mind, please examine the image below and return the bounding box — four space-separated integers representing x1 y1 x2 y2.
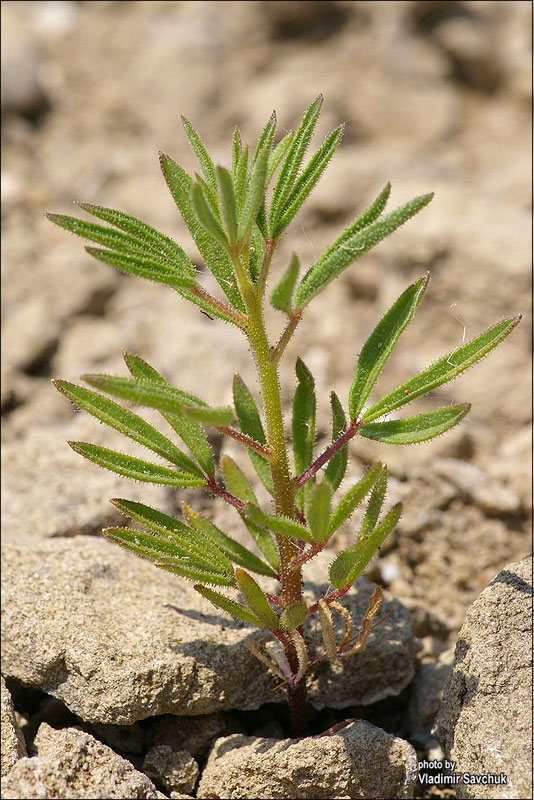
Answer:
215 426 272 457
295 417 362 489
307 584 352 617
206 478 245 512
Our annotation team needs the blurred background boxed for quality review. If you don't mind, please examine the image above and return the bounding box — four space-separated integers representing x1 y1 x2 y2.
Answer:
1 1 531 631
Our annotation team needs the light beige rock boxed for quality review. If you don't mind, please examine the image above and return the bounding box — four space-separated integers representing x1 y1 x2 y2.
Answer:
145 712 228 759
143 745 199 795
434 458 521 516
0 723 162 799
435 556 533 799
198 719 418 799
1 536 414 724
1 677 26 776
406 648 454 747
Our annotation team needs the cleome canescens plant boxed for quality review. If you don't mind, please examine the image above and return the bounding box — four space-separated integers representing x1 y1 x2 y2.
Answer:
49 96 520 736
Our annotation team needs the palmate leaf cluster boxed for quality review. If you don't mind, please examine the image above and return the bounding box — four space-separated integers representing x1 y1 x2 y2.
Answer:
50 98 519 657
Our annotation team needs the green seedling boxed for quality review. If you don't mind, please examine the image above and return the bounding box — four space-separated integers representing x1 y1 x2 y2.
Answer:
50 96 520 736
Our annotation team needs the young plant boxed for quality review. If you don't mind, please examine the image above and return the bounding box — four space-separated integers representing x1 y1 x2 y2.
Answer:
49 96 520 736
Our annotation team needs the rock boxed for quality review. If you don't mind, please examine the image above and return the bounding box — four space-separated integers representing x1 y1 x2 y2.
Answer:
0 723 162 799
1 677 26 776
145 713 228 759
433 458 521 516
405 648 454 747
0 4 49 120
90 721 144 756
143 745 199 795
434 556 533 799
1 416 175 541
1 536 414 725
198 719 418 799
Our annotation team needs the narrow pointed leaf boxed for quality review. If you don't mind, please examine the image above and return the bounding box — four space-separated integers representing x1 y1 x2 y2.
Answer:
233 374 273 495
252 111 277 165
270 254 299 314
359 466 387 541
215 166 238 245
183 503 276 577
191 182 228 247
54 380 202 477
249 222 265 283
85 247 195 290
194 584 263 626
244 503 314 543
329 503 402 588
238 146 269 242
181 404 234 426
360 404 471 444
280 601 308 631
278 124 344 232
181 116 217 190
364 317 521 422
74 202 196 277
234 146 249 213
242 517 280 571
267 130 295 184
232 126 243 176
69 442 206 486
292 358 316 476
327 462 382 536
110 498 231 572
159 154 245 312
156 560 236 586
104 527 204 563
124 352 214 476
349 274 429 418
235 568 279 628
269 95 323 237
220 455 258 504
324 392 348 491
82 373 206 414
306 481 333 542
47 214 165 260
295 192 433 308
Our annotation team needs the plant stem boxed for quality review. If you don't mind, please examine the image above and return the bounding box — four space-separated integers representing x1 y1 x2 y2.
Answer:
271 308 302 364
295 416 362 488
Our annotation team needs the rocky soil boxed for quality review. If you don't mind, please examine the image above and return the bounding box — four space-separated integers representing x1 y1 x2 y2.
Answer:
2 1 531 798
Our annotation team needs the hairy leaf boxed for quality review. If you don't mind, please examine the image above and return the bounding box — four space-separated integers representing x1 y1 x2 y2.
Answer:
238 146 269 243
85 247 195 290
194 584 263 626
233 374 274 495
280 601 308 631
324 392 348 491
359 466 387 541
181 115 217 190
327 462 382 536
267 130 295 184
292 358 316 477
270 254 299 314
295 192 433 307
156 559 236 586
242 517 280 572
252 111 277 165
278 124 344 232
215 166 238 245
235 568 279 628
360 404 471 444
364 317 521 422
306 481 333 542
329 503 402 588
192 181 228 247
54 380 202 476
244 503 314 543
220 455 258 504
349 274 429 418
69 442 206 486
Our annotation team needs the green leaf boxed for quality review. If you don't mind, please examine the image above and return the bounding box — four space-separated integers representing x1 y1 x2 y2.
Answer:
295 191 433 308
159 153 245 312
278 124 344 232
270 254 299 314
305 481 333 542
327 462 382 536
183 503 276 577
73 202 197 277
104 526 202 563
192 181 228 248
252 111 277 165
242 517 280 572
233 374 274 495
85 247 196 290
215 166 238 245
329 503 402 588
156 560 236 586
124 352 214 476
238 146 269 243
194 584 263 626
267 130 295 185
360 404 471 444
181 404 234 426
364 316 521 422
69 441 206 486
234 146 250 214
181 115 217 191
232 126 243 177
220 455 258 504
349 274 429 418
292 358 316 476
83 373 203 412
244 503 314 543
280 601 308 631
249 222 266 283
269 96 323 237
359 466 387 541
235 568 279 628
324 392 348 492
47 214 165 260
110 498 231 572
54 380 202 477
